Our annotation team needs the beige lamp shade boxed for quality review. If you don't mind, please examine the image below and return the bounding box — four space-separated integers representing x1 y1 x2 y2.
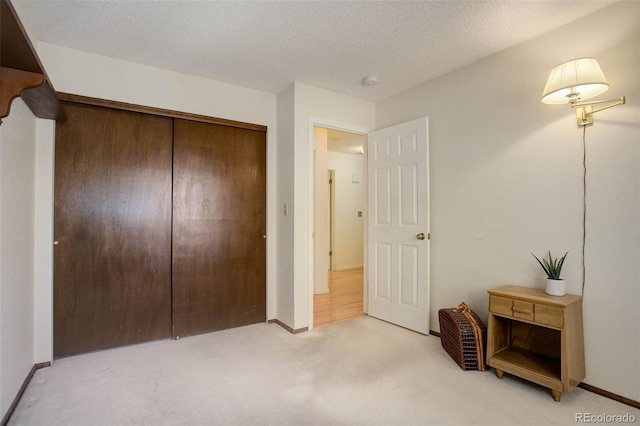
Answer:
541 57 609 104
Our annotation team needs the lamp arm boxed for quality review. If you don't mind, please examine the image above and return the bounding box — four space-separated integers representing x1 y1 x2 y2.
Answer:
573 96 626 126
587 96 626 115
572 96 626 110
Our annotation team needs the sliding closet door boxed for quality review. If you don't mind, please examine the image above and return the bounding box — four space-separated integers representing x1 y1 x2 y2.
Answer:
172 119 266 337
54 102 173 358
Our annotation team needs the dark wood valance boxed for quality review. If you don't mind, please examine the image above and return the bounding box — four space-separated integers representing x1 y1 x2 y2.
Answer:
58 93 268 133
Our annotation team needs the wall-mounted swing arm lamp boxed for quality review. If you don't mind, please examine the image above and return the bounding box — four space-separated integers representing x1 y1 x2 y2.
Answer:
540 57 625 126
540 58 627 294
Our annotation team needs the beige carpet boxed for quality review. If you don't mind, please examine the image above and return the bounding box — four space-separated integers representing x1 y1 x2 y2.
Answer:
9 316 639 426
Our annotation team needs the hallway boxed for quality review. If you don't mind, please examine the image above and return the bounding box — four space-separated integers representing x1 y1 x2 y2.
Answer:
313 268 364 328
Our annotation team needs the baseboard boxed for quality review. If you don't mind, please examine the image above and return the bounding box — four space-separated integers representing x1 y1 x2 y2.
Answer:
578 382 640 409
268 319 308 334
1 362 51 426
429 332 639 409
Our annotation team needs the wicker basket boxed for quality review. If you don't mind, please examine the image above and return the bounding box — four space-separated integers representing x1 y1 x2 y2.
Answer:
438 303 487 371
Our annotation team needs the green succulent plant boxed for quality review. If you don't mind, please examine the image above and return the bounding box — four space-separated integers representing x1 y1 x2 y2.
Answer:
532 251 568 280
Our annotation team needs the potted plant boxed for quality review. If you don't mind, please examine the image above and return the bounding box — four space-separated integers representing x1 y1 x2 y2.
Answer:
532 251 568 296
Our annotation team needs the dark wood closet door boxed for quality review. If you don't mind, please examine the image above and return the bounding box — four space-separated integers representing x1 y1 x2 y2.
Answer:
172 119 266 337
54 102 173 358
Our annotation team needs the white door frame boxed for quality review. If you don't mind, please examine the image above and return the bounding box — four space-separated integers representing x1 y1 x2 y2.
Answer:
307 117 371 331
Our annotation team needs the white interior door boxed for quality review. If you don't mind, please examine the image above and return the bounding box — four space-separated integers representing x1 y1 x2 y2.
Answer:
367 117 430 334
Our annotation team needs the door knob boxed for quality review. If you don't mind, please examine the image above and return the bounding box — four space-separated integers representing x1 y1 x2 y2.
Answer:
417 233 425 240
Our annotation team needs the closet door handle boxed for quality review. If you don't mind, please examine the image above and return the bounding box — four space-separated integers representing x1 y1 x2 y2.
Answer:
417 233 425 240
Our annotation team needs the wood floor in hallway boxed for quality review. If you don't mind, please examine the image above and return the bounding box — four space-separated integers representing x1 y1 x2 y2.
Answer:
314 267 364 328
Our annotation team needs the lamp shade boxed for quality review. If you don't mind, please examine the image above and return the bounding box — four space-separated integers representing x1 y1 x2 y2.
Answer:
541 58 609 104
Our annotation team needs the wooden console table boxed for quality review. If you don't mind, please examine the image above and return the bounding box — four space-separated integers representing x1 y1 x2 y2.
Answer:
486 285 585 401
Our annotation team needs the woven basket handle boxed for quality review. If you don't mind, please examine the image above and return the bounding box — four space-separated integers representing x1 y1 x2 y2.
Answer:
455 302 471 313
454 301 485 371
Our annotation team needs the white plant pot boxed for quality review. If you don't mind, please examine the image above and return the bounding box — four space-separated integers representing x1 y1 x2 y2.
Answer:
545 278 566 296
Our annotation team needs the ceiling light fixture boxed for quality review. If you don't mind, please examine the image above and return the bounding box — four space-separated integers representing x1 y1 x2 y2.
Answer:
541 57 625 126
362 75 379 86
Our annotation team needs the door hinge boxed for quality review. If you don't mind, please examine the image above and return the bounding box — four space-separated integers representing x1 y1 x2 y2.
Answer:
329 178 333 184
329 251 333 256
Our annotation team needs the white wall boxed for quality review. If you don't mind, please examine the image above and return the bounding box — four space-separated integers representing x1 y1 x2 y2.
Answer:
33 119 54 363
276 84 296 327
32 42 278 359
0 99 37 416
289 83 375 330
375 2 640 401
327 151 365 270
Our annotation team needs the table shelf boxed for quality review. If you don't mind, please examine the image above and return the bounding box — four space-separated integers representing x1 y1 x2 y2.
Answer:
492 346 562 390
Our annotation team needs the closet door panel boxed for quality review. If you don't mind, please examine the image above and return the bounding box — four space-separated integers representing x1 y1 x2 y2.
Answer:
173 119 266 337
54 102 173 357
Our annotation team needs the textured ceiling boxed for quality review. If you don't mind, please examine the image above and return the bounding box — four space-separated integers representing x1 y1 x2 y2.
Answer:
13 0 615 102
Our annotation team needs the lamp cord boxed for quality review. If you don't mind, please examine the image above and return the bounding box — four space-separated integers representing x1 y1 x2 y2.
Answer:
582 125 587 295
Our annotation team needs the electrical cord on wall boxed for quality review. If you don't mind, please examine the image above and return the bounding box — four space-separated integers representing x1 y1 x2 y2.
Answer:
581 125 587 296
